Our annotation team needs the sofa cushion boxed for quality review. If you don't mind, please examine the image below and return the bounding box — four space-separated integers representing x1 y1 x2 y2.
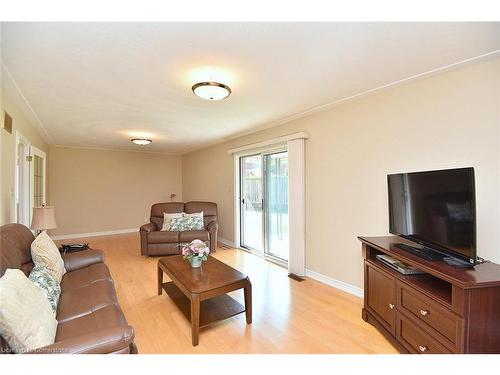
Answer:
31 230 66 283
147 243 179 256
0 269 57 353
60 262 112 291
185 201 217 227
57 279 118 323
150 202 184 229
62 249 105 272
29 265 61 314
148 230 179 244
179 230 209 243
55 304 128 342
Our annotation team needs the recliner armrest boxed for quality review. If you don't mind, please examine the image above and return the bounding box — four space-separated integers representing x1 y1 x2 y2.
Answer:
207 221 218 232
29 325 135 354
63 249 105 272
140 222 157 233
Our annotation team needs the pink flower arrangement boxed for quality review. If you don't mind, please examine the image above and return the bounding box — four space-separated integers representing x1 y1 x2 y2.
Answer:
182 239 210 262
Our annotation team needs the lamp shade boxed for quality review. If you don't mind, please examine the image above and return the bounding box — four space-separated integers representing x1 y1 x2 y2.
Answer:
31 206 57 231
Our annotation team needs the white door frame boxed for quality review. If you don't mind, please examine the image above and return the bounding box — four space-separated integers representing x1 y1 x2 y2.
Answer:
15 131 31 226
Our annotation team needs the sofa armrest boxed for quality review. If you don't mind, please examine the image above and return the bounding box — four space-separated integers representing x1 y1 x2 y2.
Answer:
29 325 135 354
207 221 218 252
62 249 105 272
140 222 157 233
207 220 218 233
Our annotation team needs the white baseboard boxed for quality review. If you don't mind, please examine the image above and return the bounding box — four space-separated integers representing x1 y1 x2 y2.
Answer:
218 237 235 248
305 268 364 298
51 228 138 240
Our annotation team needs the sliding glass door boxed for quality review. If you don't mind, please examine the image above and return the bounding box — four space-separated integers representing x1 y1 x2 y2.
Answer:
239 151 289 261
264 152 289 260
240 154 264 252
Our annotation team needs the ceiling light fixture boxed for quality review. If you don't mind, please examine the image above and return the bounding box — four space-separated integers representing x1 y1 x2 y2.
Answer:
192 81 231 101
131 138 152 145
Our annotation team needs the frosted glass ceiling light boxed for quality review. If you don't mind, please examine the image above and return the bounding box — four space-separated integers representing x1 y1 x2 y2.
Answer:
131 138 152 145
192 82 231 101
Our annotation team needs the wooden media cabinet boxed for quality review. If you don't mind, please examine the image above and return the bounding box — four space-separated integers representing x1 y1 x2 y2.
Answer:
359 236 500 353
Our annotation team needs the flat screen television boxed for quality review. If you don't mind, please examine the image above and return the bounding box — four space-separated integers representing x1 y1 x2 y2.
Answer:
388 167 476 266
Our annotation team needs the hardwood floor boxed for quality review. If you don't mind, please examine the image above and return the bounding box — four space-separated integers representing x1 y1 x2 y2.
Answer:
56 233 398 354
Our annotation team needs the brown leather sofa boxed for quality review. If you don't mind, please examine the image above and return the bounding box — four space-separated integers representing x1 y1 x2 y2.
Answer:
140 201 218 256
0 223 137 354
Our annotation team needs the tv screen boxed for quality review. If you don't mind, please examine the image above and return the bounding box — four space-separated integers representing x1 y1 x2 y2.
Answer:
388 167 476 265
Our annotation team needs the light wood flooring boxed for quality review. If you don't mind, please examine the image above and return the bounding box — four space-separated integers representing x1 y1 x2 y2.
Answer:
56 233 398 354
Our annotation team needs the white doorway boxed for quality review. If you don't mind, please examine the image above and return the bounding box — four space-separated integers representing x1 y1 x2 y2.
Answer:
15 132 47 227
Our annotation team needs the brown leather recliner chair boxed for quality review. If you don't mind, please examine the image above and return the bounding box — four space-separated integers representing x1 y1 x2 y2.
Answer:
0 223 137 354
140 201 218 256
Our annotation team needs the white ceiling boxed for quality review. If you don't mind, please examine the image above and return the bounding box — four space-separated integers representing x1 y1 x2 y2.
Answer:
1 22 499 154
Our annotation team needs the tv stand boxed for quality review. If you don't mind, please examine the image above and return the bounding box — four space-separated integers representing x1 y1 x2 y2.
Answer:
359 236 500 353
442 256 473 268
394 243 444 261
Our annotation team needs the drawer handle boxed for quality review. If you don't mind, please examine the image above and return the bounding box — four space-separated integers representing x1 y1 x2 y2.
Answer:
419 345 429 352
389 303 395 310
419 309 430 316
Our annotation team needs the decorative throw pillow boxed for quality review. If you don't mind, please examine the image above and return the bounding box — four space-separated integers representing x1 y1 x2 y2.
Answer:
161 212 183 231
0 269 57 353
29 265 61 314
170 216 204 231
184 211 204 219
31 230 66 283
184 211 204 230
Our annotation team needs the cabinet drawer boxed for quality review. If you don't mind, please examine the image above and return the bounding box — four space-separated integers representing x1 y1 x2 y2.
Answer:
397 281 463 350
397 313 452 354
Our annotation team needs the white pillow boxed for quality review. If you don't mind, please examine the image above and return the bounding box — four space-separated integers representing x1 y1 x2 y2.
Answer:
184 211 203 219
0 269 57 353
161 212 183 231
31 230 66 283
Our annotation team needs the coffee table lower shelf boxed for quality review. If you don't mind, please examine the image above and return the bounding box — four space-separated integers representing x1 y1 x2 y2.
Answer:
162 282 246 328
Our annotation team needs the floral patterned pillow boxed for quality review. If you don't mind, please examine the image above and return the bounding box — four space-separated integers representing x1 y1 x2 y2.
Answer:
170 216 204 231
29 265 61 314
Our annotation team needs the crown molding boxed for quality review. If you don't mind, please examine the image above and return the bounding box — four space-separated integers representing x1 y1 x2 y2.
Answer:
3 49 499 155
1 60 55 145
52 144 181 156
181 49 500 155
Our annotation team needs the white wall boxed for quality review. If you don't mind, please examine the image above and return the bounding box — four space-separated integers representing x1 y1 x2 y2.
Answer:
183 57 500 288
48 146 182 236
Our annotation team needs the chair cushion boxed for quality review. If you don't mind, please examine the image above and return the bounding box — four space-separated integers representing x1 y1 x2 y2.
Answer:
147 243 179 256
55 304 128 342
57 279 119 323
0 269 57 353
148 230 179 244
60 262 112 291
179 230 209 243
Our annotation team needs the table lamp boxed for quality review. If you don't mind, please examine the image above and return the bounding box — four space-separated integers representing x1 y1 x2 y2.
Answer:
31 205 57 233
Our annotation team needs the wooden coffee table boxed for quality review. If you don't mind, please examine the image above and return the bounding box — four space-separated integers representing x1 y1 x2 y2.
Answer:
157 255 252 346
